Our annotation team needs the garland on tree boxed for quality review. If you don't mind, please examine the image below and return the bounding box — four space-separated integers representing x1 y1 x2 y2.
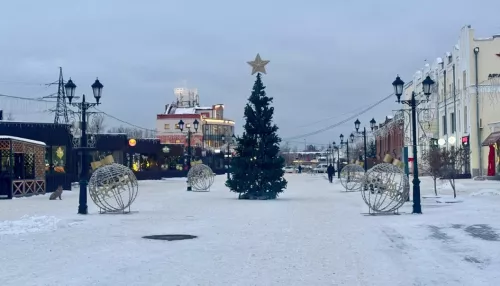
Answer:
226 73 287 200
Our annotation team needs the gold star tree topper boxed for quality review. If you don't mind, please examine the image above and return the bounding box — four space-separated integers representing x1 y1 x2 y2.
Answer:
247 53 270 75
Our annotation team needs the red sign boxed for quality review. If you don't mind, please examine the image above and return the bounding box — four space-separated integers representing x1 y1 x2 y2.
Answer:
462 136 469 145
157 134 203 146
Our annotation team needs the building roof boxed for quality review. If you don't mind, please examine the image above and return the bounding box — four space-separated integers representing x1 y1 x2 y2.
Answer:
173 107 196 114
0 135 46 146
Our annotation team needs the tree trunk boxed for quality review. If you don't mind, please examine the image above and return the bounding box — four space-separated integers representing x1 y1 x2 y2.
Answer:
451 178 457 198
433 178 437 196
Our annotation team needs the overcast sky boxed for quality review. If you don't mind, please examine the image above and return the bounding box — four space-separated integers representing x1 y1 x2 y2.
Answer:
1 0 499 149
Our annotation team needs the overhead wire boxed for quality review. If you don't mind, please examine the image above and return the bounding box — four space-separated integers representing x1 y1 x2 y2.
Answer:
0 92 154 131
282 93 394 141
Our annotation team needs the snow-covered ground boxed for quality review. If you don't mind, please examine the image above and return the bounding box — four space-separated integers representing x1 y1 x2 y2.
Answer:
1 174 500 286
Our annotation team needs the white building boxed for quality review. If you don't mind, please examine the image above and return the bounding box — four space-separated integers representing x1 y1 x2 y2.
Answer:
403 25 500 176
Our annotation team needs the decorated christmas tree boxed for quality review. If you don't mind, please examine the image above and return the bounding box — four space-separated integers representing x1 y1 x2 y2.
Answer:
226 54 287 200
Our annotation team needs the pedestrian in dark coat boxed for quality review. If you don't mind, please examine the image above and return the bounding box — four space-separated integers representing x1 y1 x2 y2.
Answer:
327 164 335 183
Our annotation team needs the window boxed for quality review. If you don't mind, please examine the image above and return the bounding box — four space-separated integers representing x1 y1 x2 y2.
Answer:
175 124 180 129
451 112 456 133
52 146 66 173
463 71 467 91
464 106 468 133
164 124 170 130
442 115 447 135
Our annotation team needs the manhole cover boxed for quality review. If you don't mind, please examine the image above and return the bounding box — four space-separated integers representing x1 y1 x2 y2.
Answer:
142 234 197 241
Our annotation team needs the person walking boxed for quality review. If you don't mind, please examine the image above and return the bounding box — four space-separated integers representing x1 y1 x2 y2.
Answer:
327 164 335 183
297 165 302 174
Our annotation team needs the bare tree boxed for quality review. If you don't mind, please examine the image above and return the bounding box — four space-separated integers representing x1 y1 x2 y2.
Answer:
108 125 144 138
305 144 318 152
87 113 106 134
279 142 292 165
6 112 14 121
440 146 469 198
420 147 443 196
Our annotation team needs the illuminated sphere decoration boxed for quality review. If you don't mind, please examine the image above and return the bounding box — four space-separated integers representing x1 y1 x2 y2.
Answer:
361 163 409 213
339 164 365 191
187 164 215 192
128 138 137 147
88 163 139 213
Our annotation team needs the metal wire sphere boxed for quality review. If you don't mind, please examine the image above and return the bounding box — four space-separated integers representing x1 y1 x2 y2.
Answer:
361 163 409 213
88 163 139 213
340 164 365 191
187 164 215 192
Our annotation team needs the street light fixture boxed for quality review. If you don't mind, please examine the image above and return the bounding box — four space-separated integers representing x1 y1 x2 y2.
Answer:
339 133 354 165
64 77 103 215
178 118 199 172
354 119 361 131
370 118 376 130
392 74 435 214
353 118 376 171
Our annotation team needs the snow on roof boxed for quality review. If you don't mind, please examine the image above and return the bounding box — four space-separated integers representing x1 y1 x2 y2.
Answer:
0 120 66 125
196 106 213 110
436 57 443 64
445 52 451 57
174 107 196 114
0 136 46 146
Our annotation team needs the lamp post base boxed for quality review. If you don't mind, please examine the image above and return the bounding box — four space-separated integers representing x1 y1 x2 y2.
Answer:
78 180 88 214
412 177 422 214
78 205 88 214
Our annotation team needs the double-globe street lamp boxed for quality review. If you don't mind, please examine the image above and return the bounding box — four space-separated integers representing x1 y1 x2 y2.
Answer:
64 77 104 215
392 74 435 214
221 134 236 179
338 133 354 172
178 119 199 191
178 119 199 171
353 118 377 171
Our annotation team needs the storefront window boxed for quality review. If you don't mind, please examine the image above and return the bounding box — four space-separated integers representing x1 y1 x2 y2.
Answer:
52 146 66 173
1 150 10 173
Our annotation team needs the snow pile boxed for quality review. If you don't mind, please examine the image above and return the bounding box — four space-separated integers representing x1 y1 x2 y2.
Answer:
470 189 500 197
0 215 61 235
437 180 466 191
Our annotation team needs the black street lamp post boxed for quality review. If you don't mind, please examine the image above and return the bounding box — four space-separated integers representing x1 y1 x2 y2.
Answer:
178 119 199 170
178 119 199 191
354 118 377 171
222 134 236 180
328 144 332 165
64 78 103 215
332 141 340 178
392 75 435 214
339 133 354 168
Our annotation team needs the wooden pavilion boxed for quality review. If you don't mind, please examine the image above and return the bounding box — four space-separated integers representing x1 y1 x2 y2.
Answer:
0 136 46 199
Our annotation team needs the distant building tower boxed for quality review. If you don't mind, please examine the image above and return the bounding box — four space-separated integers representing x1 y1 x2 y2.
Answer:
174 87 199 107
